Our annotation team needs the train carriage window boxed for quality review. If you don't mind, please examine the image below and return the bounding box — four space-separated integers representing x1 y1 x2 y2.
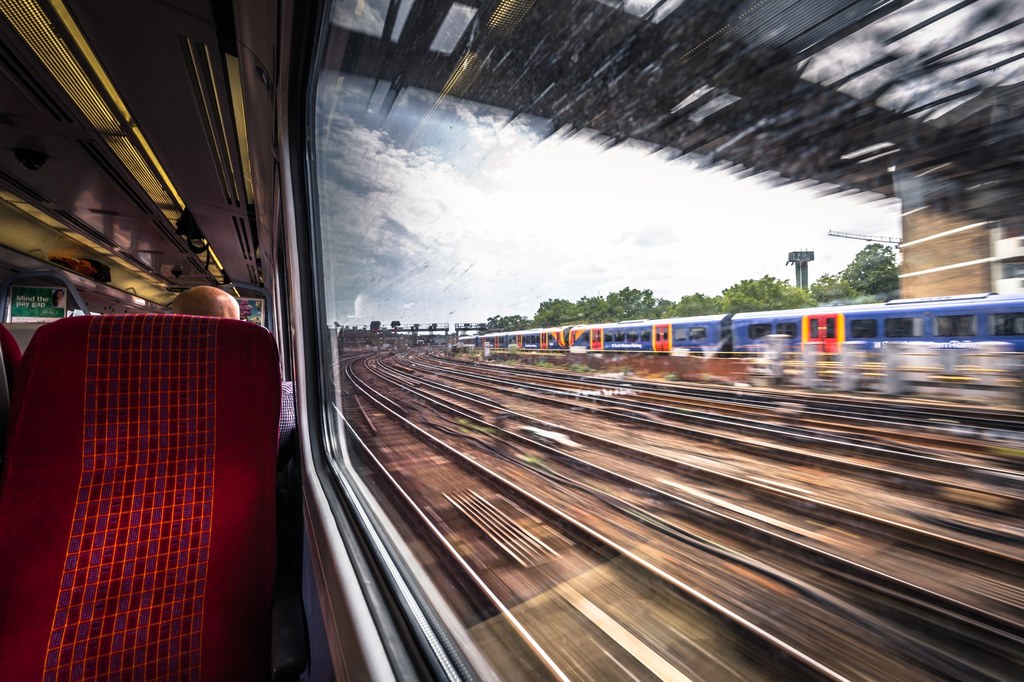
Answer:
884 317 923 338
850 319 878 338
775 323 797 337
309 3 1024 678
935 315 976 337
992 313 1024 336
749 324 772 339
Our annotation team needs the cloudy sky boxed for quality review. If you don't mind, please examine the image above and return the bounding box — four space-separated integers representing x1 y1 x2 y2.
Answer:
315 73 901 326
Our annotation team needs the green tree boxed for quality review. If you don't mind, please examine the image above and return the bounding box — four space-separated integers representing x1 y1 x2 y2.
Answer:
651 296 675 318
486 314 531 331
605 287 660 320
532 298 577 327
574 295 608 324
720 275 814 313
810 272 859 305
669 292 722 316
840 244 899 298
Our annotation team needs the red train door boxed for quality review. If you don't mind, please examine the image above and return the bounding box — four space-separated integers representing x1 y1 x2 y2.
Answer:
540 332 548 350
653 324 670 352
591 328 604 351
803 313 842 353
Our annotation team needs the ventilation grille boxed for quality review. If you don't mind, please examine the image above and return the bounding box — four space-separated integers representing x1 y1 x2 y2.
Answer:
182 37 243 208
0 37 73 123
232 215 252 260
116 250 154 272
54 210 118 250
0 168 48 203
78 141 154 216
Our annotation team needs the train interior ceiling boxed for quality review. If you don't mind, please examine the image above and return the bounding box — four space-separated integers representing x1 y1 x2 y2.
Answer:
0 0 280 319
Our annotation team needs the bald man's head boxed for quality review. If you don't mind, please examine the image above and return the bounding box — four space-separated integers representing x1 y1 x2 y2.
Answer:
171 286 240 319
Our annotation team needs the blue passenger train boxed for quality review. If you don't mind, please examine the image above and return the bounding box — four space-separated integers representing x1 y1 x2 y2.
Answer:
474 293 1024 355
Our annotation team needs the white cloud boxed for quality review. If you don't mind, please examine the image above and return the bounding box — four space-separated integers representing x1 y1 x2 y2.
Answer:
317 76 900 325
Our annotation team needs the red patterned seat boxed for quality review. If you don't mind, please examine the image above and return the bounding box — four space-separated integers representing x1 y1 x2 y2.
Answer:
0 315 280 681
0 323 22 448
0 322 20 385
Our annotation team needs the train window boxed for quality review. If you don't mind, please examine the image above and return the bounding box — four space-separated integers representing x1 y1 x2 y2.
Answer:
775 323 797 337
992 313 1024 336
749 324 772 339
309 1 1024 679
935 315 976 336
884 317 924 338
850 319 878 338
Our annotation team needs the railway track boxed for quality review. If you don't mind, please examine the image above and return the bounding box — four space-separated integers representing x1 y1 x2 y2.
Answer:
366 354 1024 618
341 358 825 680
394 354 1024 521
441 352 1024 440
338 352 1024 680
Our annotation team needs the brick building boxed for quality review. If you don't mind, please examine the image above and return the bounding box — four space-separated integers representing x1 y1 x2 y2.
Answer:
895 89 1024 298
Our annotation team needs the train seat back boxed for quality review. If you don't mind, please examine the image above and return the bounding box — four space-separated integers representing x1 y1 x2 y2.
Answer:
0 314 280 680
0 324 22 449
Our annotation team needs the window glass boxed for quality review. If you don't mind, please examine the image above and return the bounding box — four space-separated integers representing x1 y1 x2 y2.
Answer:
1003 261 1024 278
825 318 836 339
993 313 1024 336
884 317 923 337
850 319 878 338
935 315 976 336
312 2 1021 678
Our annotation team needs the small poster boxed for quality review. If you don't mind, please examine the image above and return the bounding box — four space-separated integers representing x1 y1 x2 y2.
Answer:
10 286 67 322
238 298 265 326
